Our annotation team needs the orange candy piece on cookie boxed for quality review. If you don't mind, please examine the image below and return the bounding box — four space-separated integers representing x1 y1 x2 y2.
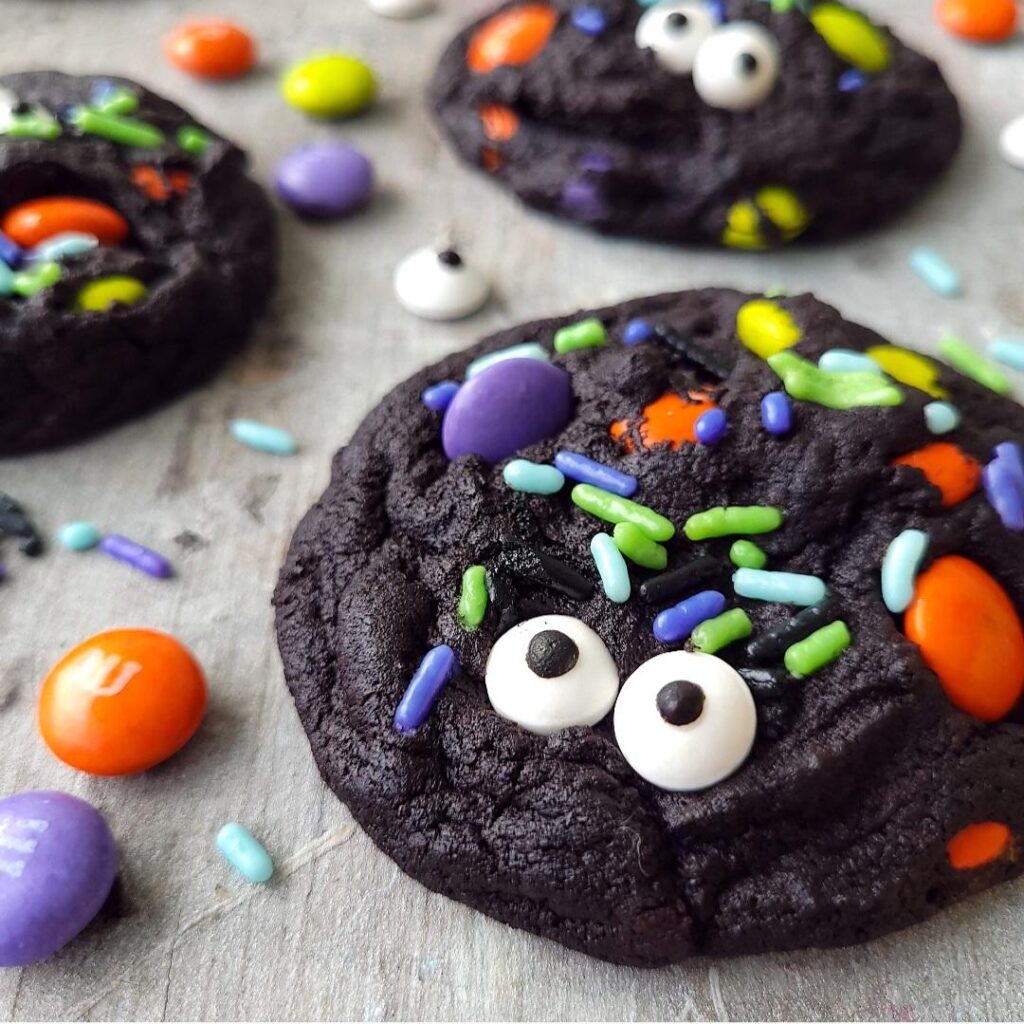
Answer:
935 0 1017 42
947 822 1012 869
468 4 559 73
164 20 256 80
611 392 717 451
2 197 128 248
479 104 520 142
892 442 981 506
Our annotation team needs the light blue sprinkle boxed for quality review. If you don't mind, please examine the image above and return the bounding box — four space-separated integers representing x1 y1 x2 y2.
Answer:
57 521 102 552
818 349 881 374
28 232 98 263
503 459 566 495
0 260 13 297
989 337 1024 373
881 529 929 613
733 568 827 607
923 401 961 435
465 342 549 379
909 246 961 298
216 823 274 884
229 418 297 456
590 533 631 603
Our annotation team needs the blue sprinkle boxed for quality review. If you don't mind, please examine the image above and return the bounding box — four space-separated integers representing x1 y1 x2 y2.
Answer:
571 5 607 34
995 441 1024 495
623 319 654 346
230 418 297 456
733 568 827 607
707 0 728 22
0 232 24 270
923 400 961 435
0 260 14 297
394 645 459 732
695 407 727 446
881 529 929 613
653 590 726 644
578 150 612 173
590 533 631 603
838 69 867 92
983 457 1024 534
554 450 637 497
57 521 102 552
465 342 549 379
422 380 460 411
818 349 881 374
28 232 98 263
503 459 566 495
909 246 961 298
99 534 173 579
216 823 274 884
761 391 792 436
989 337 1024 372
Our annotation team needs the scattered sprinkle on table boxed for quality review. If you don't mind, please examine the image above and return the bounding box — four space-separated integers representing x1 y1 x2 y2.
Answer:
281 53 376 119
99 535 173 578
909 246 961 298
938 335 1011 395
989 337 1024 372
216 823 274 884
57 521 101 552
164 20 256 80
230 419 298 455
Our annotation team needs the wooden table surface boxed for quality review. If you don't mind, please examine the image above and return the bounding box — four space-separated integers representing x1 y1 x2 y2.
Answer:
0 1 1021 1019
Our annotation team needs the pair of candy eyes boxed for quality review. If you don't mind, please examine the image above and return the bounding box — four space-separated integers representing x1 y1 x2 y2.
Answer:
635 4 781 110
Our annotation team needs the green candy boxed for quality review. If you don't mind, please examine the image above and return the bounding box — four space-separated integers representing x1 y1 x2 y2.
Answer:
68 107 164 148
684 506 783 541
691 609 752 654
612 522 668 571
729 539 767 569
554 318 606 354
767 350 903 409
177 125 211 156
571 484 675 542
13 261 61 297
784 620 851 678
938 335 1011 396
2 112 61 140
457 565 488 631
96 87 140 116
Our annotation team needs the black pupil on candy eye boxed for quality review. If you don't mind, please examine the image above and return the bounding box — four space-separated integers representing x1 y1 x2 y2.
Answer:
737 53 758 75
438 249 463 268
656 680 705 725
527 630 580 678
666 12 689 30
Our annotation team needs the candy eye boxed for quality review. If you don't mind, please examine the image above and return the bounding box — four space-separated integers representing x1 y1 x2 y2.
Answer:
692 22 781 110
393 246 490 321
635 2 716 75
612 650 756 791
485 615 620 735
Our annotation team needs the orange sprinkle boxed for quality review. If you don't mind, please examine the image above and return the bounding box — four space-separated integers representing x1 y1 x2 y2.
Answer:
131 165 169 202
935 0 1017 42
167 170 194 195
892 442 981 506
467 4 559 74
947 822 1012 870
611 392 717 452
480 147 503 173
479 103 520 142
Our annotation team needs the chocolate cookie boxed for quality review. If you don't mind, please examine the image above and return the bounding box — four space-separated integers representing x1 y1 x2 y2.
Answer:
431 0 962 247
275 287 1024 966
0 72 276 454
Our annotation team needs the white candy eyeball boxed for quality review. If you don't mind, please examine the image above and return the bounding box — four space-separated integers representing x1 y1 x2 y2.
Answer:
393 246 490 321
365 0 435 18
692 22 781 110
485 615 620 736
613 651 756 791
635 2 716 74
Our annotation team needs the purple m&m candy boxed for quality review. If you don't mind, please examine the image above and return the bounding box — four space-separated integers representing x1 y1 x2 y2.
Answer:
442 358 574 463
0 791 117 967
275 142 374 219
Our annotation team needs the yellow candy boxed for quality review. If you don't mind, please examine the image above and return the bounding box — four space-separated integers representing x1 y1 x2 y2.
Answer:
736 300 802 360
809 3 891 73
281 54 376 118
75 276 148 313
723 200 765 250
722 187 810 249
867 345 949 399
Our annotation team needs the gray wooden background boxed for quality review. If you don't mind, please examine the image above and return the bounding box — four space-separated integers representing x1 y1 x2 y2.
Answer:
0 0 1021 1019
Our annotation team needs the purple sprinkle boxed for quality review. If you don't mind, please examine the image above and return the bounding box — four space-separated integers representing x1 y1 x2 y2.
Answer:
0 232 24 270
761 391 793 436
561 179 606 222
653 590 727 644
554 450 638 497
707 0 727 23
571 5 607 35
577 150 613 174
695 407 727 445
983 458 1024 534
99 534 174 579
422 380 460 411
394 645 459 733
838 69 867 93
623 319 654 346
995 441 1024 494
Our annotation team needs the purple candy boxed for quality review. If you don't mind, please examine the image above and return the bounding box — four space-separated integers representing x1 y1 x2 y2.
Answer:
442 359 574 463
0 792 117 967
422 380 460 411
275 142 374 219
984 458 1024 533
995 441 1024 494
394 645 459 733
560 178 606 222
653 590 727 644
99 534 173 578
571 5 607 35
695 407 727 445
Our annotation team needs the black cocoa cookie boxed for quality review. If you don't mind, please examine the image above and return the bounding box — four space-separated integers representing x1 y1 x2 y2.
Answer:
0 72 276 454
275 287 1024 966
431 0 962 247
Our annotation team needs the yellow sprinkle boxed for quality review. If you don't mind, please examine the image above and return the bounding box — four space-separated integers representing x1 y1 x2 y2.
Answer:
75 276 148 313
736 299 802 360
755 187 810 239
809 2 890 73
866 344 949 400
722 199 766 250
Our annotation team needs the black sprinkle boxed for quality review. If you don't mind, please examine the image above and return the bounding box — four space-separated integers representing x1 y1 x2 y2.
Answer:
437 249 463 268
0 493 44 557
656 680 704 725
499 541 594 601
639 556 723 606
486 569 523 637
745 599 838 665
651 324 732 381
527 630 580 678
739 666 792 702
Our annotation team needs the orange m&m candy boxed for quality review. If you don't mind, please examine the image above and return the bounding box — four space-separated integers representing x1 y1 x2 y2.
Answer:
468 4 559 73
892 442 981 507
904 556 1024 721
164 20 256 80
2 197 128 248
38 629 207 776
947 822 1012 869
611 391 718 451
935 0 1017 42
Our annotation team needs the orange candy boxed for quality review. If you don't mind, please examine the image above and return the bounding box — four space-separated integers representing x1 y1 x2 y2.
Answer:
479 104 520 142
2 197 128 248
38 629 207 776
611 392 717 451
892 442 981 507
935 0 1017 42
164 20 256 80
947 822 1012 869
904 556 1024 721
467 4 559 73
